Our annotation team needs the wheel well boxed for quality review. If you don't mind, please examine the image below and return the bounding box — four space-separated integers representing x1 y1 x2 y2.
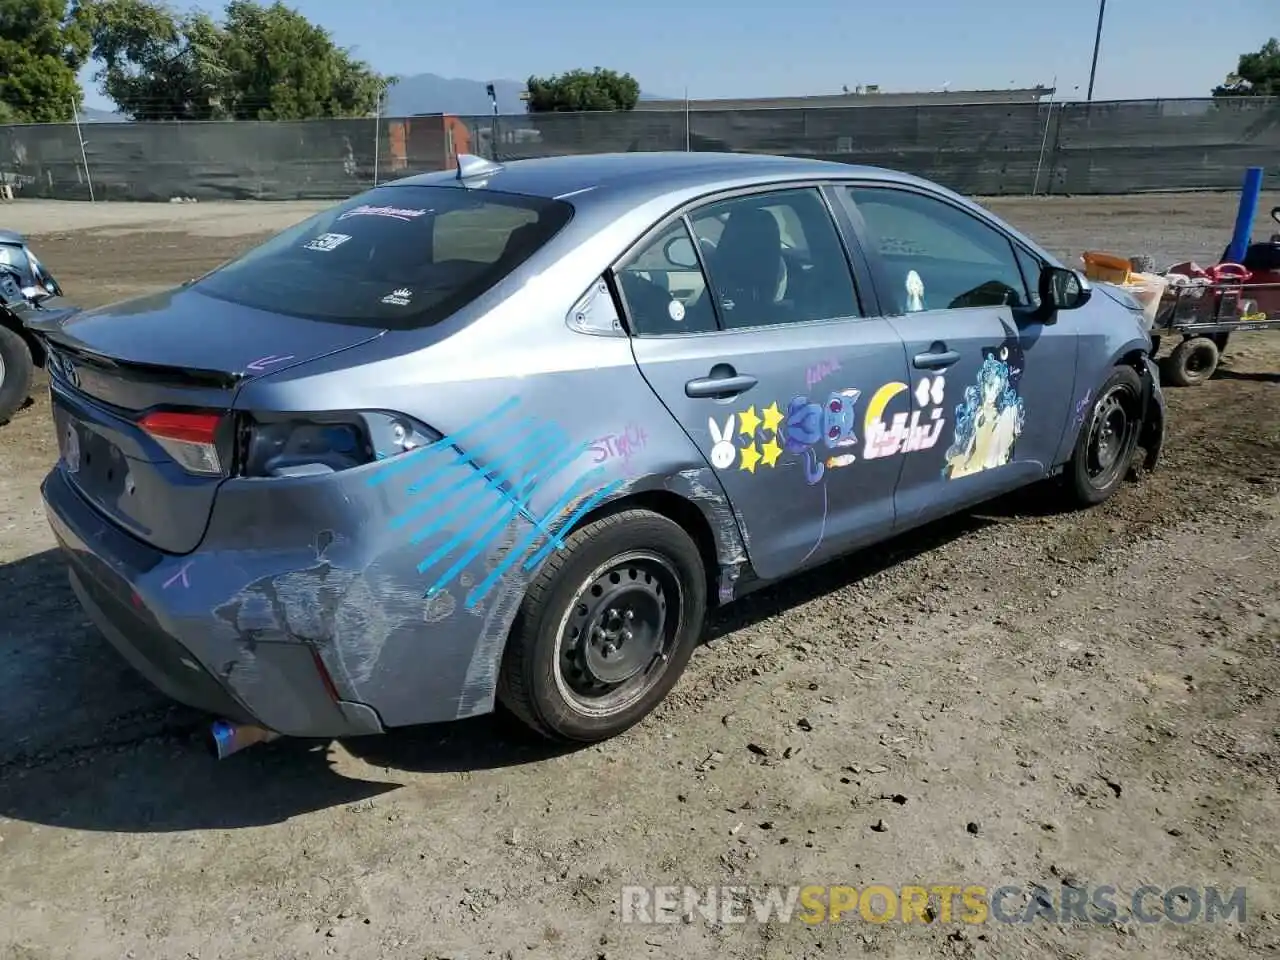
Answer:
566 489 723 597
0 309 44 367
1119 348 1147 373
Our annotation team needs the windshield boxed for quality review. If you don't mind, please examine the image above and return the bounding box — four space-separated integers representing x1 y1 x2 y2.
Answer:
193 184 574 329
0 242 33 285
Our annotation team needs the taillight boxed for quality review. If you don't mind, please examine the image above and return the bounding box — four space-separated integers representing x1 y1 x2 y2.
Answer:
140 410 225 476
238 411 440 478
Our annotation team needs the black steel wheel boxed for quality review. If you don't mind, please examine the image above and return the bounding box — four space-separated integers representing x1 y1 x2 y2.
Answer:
498 509 706 742
1063 365 1145 507
1161 336 1219 387
554 550 682 717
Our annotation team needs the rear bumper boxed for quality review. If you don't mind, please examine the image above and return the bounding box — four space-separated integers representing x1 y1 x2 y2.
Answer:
41 467 386 739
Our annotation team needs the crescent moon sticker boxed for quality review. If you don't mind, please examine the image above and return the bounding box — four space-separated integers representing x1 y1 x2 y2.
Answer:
864 381 908 436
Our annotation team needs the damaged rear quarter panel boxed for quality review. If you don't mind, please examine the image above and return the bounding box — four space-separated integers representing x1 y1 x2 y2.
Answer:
201 336 745 728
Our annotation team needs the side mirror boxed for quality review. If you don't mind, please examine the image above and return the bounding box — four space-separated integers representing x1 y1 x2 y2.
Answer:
663 234 700 269
1040 265 1092 315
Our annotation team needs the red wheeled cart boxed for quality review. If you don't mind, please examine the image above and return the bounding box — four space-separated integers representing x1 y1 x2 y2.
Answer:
1151 207 1280 387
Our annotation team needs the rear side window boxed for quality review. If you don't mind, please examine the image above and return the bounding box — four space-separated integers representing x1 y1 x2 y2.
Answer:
194 185 573 328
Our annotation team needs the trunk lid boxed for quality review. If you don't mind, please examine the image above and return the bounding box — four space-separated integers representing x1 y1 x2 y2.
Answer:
30 288 385 554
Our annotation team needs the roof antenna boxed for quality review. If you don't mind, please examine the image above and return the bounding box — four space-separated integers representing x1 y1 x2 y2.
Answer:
456 153 504 184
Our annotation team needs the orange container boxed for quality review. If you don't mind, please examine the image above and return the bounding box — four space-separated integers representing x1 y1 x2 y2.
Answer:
1081 251 1132 284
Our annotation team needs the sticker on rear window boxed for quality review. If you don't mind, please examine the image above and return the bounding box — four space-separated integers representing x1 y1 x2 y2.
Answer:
338 205 430 223
303 232 351 252
381 287 413 305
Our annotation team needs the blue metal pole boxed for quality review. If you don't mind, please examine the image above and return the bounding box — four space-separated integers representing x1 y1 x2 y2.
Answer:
1225 166 1264 263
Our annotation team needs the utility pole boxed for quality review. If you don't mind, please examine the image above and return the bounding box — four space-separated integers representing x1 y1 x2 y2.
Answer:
1086 0 1107 102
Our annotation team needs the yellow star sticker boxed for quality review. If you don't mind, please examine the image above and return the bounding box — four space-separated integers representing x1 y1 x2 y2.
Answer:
738 405 761 439
739 442 761 473
761 401 784 436
760 438 783 467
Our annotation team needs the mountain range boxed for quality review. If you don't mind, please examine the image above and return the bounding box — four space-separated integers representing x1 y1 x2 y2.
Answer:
78 73 665 122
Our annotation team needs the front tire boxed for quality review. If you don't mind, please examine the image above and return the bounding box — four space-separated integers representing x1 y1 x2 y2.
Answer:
497 509 707 743
0 324 34 424
1063 365 1144 507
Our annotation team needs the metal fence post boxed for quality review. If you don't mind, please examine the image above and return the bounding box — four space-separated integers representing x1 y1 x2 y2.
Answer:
1032 80 1058 196
373 90 382 186
72 101 95 202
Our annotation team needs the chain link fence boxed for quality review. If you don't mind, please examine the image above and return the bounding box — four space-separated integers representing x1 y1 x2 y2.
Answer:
1 98 1275 202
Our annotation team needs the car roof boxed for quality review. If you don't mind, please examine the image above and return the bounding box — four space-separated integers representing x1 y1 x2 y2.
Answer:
386 151 934 207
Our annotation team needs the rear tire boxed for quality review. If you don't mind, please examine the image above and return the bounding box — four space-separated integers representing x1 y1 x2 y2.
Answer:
1161 336 1219 387
0 324 34 424
497 509 707 743
1063 365 1144 507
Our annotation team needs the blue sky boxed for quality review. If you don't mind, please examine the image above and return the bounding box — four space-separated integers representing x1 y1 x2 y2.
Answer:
80 0 1277 110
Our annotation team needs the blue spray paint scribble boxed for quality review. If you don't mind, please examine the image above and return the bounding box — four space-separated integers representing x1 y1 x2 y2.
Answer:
367 397 624 608
943 353 1026 479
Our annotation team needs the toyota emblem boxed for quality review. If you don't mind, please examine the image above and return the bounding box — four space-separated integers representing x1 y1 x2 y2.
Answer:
63 357 79 388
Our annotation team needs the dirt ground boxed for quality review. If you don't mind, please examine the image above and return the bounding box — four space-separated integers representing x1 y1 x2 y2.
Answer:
0 193 1277 960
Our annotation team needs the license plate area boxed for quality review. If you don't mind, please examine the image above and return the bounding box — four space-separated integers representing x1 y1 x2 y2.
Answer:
57 414 82 473
53 403 138 505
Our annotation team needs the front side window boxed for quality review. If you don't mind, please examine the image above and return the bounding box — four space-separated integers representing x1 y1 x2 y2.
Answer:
844 187 1031 314
688 188 861 329
193 185 573 329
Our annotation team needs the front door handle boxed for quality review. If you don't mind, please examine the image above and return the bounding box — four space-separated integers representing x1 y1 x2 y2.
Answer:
913 349 961 369
685 373 758 399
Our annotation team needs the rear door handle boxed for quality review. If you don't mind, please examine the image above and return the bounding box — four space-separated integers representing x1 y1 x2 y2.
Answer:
685 373 758 399
913 349 961 369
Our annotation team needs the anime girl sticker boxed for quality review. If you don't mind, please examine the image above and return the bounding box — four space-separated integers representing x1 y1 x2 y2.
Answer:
943 347 1026 479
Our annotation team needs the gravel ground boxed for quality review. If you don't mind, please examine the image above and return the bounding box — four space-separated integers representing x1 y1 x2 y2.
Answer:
0 193 1277 960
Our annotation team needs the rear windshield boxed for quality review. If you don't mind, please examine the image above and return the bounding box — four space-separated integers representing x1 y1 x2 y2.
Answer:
193 185 573 328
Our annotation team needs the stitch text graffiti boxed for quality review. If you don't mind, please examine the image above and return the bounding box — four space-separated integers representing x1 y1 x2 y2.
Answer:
590 424 649 468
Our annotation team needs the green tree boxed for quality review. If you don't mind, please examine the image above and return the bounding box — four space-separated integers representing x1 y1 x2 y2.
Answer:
526 67 640 113
80 0 390 120
218 1 387 120
0 0 92 123
1213 38 1280 97
78 0 227 120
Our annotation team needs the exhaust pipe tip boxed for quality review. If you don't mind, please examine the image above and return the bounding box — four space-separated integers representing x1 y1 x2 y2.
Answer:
209 719 279 760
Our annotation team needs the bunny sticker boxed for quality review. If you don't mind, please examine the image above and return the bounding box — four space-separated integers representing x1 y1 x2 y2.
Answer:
708 415 737 469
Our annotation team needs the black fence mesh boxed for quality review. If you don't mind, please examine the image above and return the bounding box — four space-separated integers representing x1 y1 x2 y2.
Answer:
1 98 1275 202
